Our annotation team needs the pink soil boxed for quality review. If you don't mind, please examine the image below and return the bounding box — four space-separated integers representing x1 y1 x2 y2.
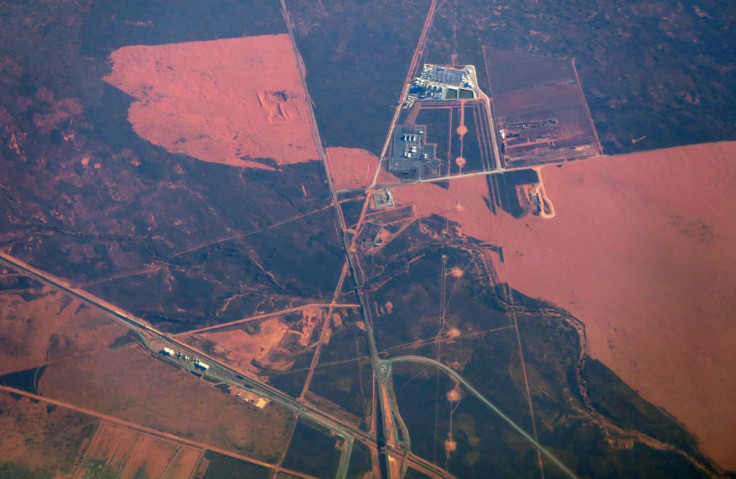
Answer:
392 141 736 470
104 35 318 170
0 289 131 375
326 147 379 191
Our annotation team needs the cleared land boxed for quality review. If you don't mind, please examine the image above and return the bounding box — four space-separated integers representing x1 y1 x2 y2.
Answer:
391 141 736 471
494 142 736 471
326 147 378 191
73 421 202 479
0 285 132 375
485 48 599 166
104 34 318 170
182 308 327 375
37 345 295 463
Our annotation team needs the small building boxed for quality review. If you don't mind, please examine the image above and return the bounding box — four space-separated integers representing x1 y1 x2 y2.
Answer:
373 188 394 209
388 125 441 178
159 347 175 357
193 360 210 371
232 388 271 410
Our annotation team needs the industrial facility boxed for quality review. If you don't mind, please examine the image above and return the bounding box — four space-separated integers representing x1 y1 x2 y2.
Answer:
388 125 440 177
159 346 209 371
404 64 479 107
373 187 394 209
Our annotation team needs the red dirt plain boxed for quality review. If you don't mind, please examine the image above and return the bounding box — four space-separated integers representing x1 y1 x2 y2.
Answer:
104 35 318 170
325 147 378 191
391 141 736 470
38 345 295 463
183 308 326 374
0 287 131 375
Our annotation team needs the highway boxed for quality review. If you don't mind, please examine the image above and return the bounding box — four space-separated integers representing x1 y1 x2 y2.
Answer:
0 3 530 479
280 2 401 478
279 0 462 477
1 0 456 474
0 251 450 479
0 253 356 438
385 356 579 479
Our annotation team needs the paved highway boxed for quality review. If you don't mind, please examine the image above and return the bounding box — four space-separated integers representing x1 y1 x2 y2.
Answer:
385 355 579 479
0 253 358 441
280 0 461 477
1 251 453 479
280 2 401 477
0 3 479 478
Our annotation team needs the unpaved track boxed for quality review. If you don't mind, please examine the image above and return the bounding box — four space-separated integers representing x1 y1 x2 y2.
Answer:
0 385 318 479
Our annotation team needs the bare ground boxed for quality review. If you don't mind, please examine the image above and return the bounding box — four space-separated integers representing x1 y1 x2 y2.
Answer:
104 35 319 170
37 345 295 463
391 141 736 471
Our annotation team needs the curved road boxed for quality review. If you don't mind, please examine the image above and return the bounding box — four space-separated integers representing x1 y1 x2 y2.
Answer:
1 251 449 479
384 355 579 479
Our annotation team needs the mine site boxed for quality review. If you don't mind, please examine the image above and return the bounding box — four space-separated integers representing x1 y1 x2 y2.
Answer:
0 0 734 479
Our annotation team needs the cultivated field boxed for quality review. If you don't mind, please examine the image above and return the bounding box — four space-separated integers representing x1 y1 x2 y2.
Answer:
104 34 318 170
37 345 295 463
73 421 202 479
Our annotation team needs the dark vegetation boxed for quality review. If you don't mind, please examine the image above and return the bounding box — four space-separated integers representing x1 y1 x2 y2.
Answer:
347 440 373 478
392 362 540 479
0 0 343 332
0 367 45 394
404 468 433 479
0 463 52 479
367 233 509 351
340 198 367 230
358 214 721 476
495 169 540 218
201 451 270 479
423 0 736 154
80 0 286 58
281 421 342 478
0 274 41 291
286 0 432 154
309 311 373 426
267 362 310 399
583 358 701 456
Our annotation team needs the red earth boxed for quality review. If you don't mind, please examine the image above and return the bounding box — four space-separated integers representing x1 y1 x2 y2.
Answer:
391 141 736 470
104 35 319 170
325 147 379 191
